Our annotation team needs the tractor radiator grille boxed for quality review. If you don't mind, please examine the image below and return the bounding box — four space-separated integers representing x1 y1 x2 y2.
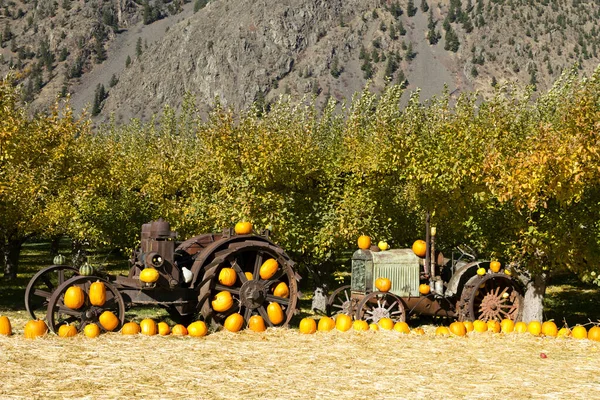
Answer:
373 259 420 297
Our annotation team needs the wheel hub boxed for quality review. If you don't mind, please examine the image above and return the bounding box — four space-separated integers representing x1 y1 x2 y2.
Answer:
480 291 503 317
239 280 267 309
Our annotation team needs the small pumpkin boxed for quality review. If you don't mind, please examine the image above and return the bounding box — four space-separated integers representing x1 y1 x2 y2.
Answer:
514 321 528 333
234 221 253 235
53 254 67 265
267 302 284 325
335 314 352 332
557 327 571 337
571 325 587 339
0 315 12 336
476 267 486 276
64 286 85 310
317 317 335 332
24 319 48 339
369 323 379 331
211 291 234 313
121 321 140 335
378 317 394 330
352 320 369 332
587 326 600 342
489 261 501 273
139 267 160 283
411 240 427 258
58 324 78 338
527 321 542 336
412 327 425 335
259 258 279 280
473 320 487 333
449 321 467 336
248 315 266 332
463 321 474 333
541 321 558 337
223 313 244 332
140 318 157 336
500 319 515 333
157 322 171 336
99 310 119 331
357 235 371 250
374 277 392 292
393 321 410 334
299 318 317 334
377 241 389 251
218 268 237 286
89 281 106 306
487 320 501 333
419 283 431 295
272 282 289 298
78 262 94 276
84 323 101 338
245 272 253 281
187 321 208 337
435 326 450 336
172 324 188 336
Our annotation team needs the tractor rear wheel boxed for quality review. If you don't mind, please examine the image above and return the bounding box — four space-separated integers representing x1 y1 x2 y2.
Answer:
457 273 523 322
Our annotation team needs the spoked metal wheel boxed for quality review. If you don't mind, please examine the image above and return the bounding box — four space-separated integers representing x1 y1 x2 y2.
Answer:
355 291 406 323
457 273 524 322
198 240 299 328
326 285 356 317
25 265 79 320
45 275 126 334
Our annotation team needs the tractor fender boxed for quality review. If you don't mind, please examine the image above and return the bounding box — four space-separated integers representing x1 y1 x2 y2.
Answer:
445 260 491 298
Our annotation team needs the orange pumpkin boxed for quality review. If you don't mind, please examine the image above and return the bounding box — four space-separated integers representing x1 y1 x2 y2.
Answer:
0 315 12 336
140 319 157 336
121 321 140 335
393 321 410 334
527 321 542 336
490 261 501 273
357 235 371 250
463 321 474 333
223 313 244 332
449 321 467 336
419 284 430 295
412 327 425 335
64 286 85 310
587 326 600 342
571 325 587 339
335 314 352 332
234 221 253 235
211 291 234 312
24 320 48 339
487 320 501 333
374 277 392 292
187 321 208 337
272 282 289 298
157 322 171 336
139 267 160 283
299 318 317 334
84 323 101 338
89 281 106 306
245 272 253 280
378 317 394 330
259 259 279 280
172 324 188 336
412 240 427 258
218 268 237 287
248 315 266 332
435 326 450 336
99 311 119 331
267 302 284 325
58 324 78 338
352 320 369 332
541 321 558 337
473 320 487 333
317 317 335 332
500 319 515 333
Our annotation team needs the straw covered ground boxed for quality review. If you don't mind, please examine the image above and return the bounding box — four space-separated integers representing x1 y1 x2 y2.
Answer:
0 312 599 399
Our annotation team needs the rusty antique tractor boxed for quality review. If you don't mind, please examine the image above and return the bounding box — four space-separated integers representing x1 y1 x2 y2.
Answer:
25 219 300 333
327 218 524 324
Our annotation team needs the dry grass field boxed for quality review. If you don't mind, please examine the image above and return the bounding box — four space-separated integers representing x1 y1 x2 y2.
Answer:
1 310 599 400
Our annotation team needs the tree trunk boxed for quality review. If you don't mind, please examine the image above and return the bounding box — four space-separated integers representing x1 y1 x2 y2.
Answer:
50 235 62 256
521 273 547 323
2 239 24 280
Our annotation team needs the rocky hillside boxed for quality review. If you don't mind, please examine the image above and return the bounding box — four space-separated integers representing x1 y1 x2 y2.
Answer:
1 0 599 121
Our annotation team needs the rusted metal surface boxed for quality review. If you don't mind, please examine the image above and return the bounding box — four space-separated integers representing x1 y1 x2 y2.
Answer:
354 291 406 323
25 265 78 320
326 285 356 317
457 273 523 322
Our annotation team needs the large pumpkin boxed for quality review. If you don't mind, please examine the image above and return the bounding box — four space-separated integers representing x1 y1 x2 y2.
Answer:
89 281 106 306
140 267 160 283
121 321 141 335
412 240 427 258
335 314 352 332
357 235 371 250
84 323 101 338
99 310 119 331
267 302 284 325
317 317 335 332
248 315 266 332
259 259 279 280
374 277 392 292
218 268 237 287
140 318 157 336
188 321 208 337
272 282 289 298
224 313 244 332
299 318 317 334
211 291 233 312
58 324 78 338
0 315 12 335
24 320 48 338
234 221 253 235
64 286 85 310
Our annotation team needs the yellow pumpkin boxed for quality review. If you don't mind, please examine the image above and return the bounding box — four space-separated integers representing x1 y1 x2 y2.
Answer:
571 325 587 339
140 267 160 283
317 317 335 332
267 302 284 325
419 284 431 295
211 291 233 312
412 327 425 335
393 321 410 334
234 221 253 235
527 321 542 336
140 318 157 336
245 272 253 280
490 261 501 273
412 240 427 258
374 277 392 292
84 323 101 338
476 267 486 276
500 319 515 333
449 321 467 336
377 241 389 251
64 286 85 310
157 322 171 336
187 321 208 337
259 259 279 280
587 326 600 342
121 321 140 335
58 324 78 338
335 314 352 332
557 327 571 337
378 317 394 330
272 282 289 298
0 315 12 336
223 313 244 332
248 315 266 332
514 321 528 333
473 320 487 333
172 324 188 336
299 318 317 334
357 235 371 250
24 320 48 339
369 323 379 331
541 321 558 337
218 268 237 286
99 310 119 331
435 326 450 336
352 320 369 331
89 281 106 306
487 320 501 333
463 321 474 333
